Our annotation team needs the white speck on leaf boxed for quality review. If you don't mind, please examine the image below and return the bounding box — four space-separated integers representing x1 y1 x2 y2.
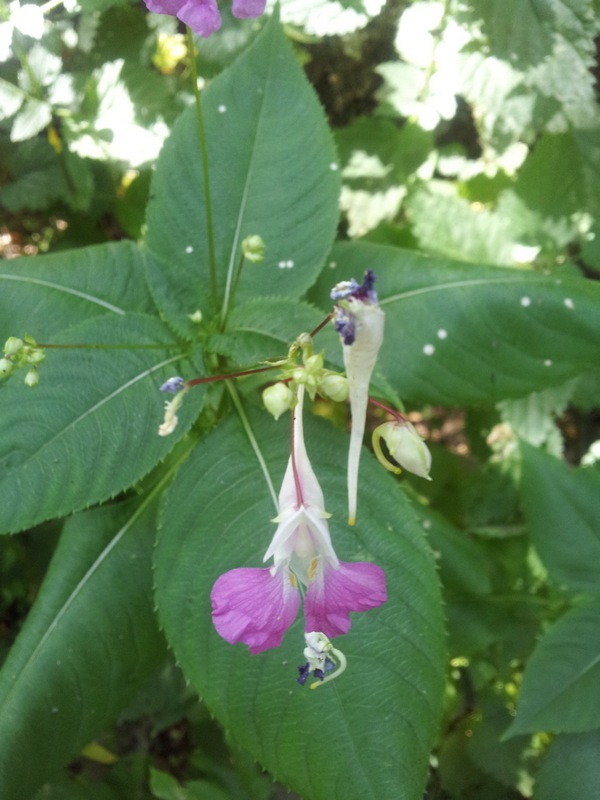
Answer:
218 104 226 113
423 343 435 356
544 359 553 367
330 163 339 171
185 246 193 254
520 296 531 307
437 329 448 339
564 298 574 310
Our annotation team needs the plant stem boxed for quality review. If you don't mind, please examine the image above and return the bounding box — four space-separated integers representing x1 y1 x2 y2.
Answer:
186 26 218 312
187 363 278 387
226 379 278 509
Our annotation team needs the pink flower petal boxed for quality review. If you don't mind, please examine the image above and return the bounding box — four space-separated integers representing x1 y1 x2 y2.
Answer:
304 561 387 637
232 0 267 18
143 0 221 37
211 567 300 654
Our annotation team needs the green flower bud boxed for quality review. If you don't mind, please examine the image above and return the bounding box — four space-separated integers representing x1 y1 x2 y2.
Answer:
0 358 14 378
372 420 432 480
26 348 45 365
188 309 203 323
4 337 24 356
24 367 40 388
242 235 265 263
262 382 293 420
319 373 349 402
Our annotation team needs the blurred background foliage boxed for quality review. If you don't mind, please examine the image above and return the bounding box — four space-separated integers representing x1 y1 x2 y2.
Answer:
2 0 600 797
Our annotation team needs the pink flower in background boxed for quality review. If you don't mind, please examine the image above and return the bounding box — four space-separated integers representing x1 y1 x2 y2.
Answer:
210 386 387 654
144 0 266 38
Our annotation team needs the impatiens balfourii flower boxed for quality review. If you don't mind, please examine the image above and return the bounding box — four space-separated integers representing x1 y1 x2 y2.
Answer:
373 419 432 480
331 270 385 525
143 0 266 39
210 384 387 655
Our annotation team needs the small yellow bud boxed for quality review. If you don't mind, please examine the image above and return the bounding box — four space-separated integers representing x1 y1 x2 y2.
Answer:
262 382 293 420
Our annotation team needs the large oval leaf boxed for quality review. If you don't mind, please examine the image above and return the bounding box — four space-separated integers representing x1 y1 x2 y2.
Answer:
0 313 203 534
144 14 340 336
0 498 166 799
311 241 600 405
154 407 445 800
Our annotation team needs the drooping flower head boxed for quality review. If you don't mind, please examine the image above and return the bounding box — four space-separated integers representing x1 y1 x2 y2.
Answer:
373 419 432 480
143 0 266 38
331 270 385 524
210 384 387 655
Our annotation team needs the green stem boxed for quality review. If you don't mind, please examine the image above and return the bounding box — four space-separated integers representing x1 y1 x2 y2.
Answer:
226 379 278 509
187 363 277 387
186 26 218 312
37 343 181 350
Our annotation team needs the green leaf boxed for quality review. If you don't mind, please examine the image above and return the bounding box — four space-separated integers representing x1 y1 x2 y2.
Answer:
206 297 323 365
463 0 597 70
311 241 600 405
0 77 25 121
11 97 52 142
0 499 166 799
505 598 600 737
0 138 67 212
419 506 493 596
0 241 156 336
535 730 600 800
0 313 203 534
144 14 340 337
520 443 600 594
154 409 445 800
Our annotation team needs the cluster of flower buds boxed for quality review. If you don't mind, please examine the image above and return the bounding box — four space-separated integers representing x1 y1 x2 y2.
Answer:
0 336 45 387
262 332 349 420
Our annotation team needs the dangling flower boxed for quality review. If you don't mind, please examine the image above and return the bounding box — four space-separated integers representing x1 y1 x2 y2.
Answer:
331 270 385 525
373 419 432 480
210 385 387 655
143 0 266 39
